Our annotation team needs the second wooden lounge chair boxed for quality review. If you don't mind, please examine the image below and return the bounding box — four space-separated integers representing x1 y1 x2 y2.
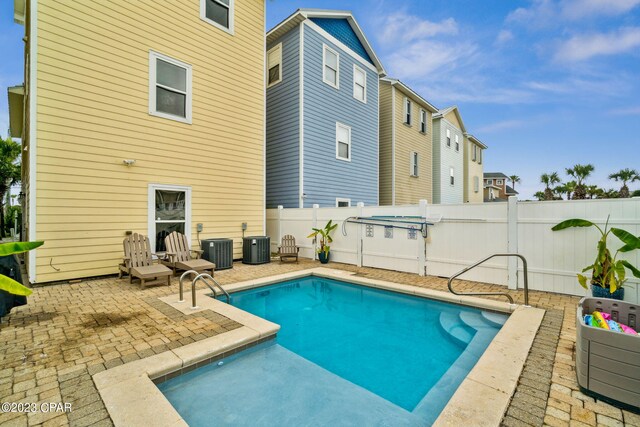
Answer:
278 234 300 263
162 231 216 276
120 233 172 288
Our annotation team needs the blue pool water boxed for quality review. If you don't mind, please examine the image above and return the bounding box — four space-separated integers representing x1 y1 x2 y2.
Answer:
159 277 507 426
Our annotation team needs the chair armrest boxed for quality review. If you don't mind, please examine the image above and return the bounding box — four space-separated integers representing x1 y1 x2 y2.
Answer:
165 252 177 262
122 256 132 267
191 249 204 259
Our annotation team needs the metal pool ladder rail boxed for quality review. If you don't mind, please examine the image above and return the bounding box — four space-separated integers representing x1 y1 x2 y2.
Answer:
447 253 529 306
178 270 231 308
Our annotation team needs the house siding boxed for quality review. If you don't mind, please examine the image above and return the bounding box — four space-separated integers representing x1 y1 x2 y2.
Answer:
464 138 484 203
301 23 378 207
392 88 433 205
378 83 393 205
432 118 464 204
432 120 442 203
266 25 300 208
29 0 265 283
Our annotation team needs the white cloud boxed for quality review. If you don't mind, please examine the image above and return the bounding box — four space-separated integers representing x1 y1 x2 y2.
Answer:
507 0 640 28
378 13 458 46
496 30 514 45
476 119 527 134
385 40 478 79
608 106 640 115
554 27 640 62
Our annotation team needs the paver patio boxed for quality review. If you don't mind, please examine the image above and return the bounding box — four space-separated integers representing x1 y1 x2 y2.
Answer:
0 259 638 427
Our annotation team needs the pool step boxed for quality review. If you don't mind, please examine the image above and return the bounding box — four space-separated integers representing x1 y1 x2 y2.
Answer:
459 311 503 331
481 311 508 327
438 312 475 346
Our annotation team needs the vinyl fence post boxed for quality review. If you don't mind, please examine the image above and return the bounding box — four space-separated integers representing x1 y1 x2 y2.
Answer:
277 205 283 251
418 199 428 276
312 204 319 261
508 196 518 290
356 202 364 267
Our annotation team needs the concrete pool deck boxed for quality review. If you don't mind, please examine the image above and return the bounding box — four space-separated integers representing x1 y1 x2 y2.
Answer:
0 259 638 426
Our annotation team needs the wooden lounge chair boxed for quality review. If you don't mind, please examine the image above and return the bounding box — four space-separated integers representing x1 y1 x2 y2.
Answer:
278 234 300 263
119 233 172 288
162 231 215 276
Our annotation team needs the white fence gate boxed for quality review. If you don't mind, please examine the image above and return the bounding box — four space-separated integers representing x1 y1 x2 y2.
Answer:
266 198 640 302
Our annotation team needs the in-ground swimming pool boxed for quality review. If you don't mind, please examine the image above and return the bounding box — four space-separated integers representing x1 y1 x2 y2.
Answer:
159 276 508 426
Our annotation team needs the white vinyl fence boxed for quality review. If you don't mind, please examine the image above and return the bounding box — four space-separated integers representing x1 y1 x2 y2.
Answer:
266 198 640 302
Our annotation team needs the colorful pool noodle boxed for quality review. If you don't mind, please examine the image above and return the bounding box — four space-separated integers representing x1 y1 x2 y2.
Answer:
586 311 638 335
590 311 610 330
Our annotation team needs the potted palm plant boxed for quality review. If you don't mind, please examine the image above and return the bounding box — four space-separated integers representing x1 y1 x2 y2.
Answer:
552 217 640 299
307 220 338 264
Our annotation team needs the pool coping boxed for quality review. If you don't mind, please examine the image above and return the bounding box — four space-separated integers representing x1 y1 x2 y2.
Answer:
92 267 544 426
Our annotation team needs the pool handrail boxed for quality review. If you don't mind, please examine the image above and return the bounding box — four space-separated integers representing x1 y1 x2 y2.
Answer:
191 273 230 308
447 253 529 306
178 270 199 302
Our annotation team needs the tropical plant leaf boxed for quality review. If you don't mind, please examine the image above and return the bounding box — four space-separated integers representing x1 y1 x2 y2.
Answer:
581 264 594 273
611 228 640 249
614 260 626 283
577 274 589 290
619 244 636 253
0 275 33 296
0 241 44 256
551 219 596 231
609 275 617 294
621 260 640 279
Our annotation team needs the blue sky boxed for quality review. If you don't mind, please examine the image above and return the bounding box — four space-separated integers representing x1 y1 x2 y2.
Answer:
2 1 640 199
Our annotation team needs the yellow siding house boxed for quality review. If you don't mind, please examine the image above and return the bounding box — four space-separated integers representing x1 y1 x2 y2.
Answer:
463 134 487 203
10 0 266 283
379 78 438 205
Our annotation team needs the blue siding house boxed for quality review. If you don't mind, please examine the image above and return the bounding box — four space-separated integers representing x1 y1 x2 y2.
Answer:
266 9 386 208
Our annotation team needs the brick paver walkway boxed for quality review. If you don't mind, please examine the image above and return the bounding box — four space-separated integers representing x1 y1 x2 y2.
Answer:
0 259 638 426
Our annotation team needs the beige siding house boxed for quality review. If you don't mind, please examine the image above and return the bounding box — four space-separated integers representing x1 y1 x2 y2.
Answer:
11 0 266 283
463 134 487 203
379 78 438 205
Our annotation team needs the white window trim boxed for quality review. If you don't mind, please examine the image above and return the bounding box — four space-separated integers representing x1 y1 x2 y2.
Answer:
200 0 234 35
410 151 419 177
336 198 351 207
352 64 366 103
446 128 451 147
323 44 340 89
473 144 477 161
455 134 460 152
478 148 483 164
497 179 504 185
266 43 283 88
148 184 192 253
449 167 455 186
404 97 412 125
149 51 192 124
420 109 426 133
474 176 480 193
336 122 351 162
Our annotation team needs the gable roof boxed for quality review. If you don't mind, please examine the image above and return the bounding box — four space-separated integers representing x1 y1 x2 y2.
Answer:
505 185 519 195
464 133 488 149
484 172 509 179
380 78 438 113
267 9 386 75
433 106 466 133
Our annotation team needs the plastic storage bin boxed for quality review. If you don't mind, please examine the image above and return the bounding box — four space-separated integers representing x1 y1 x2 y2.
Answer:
576 297 639 408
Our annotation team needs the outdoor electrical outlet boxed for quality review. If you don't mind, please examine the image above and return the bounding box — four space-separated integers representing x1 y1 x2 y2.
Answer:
197 223 203 232
241 222 247 230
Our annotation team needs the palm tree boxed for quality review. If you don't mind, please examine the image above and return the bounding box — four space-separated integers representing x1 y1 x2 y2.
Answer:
533 191 545 201
565 164 594 199
508 175 521 191
0 137 21 238
608 168 639 198
555 181 576 200
540 172 561 201
586 185 600 199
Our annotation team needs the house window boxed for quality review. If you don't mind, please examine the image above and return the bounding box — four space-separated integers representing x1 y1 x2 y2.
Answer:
404 98 412 125
446 129 451 147
487 179 493 185
450 167 455 185
478 148 482 164
267 43 282 87
455 134 460 152
323 45 339 88
473 145 477 161
420 110 426 133
410 152 419 177
336 198 351 207
474 176 479 193
497 179 503 185
336 122 351 161
200 0 234 34
353 65 366 103
149 184 191 253
149 51 192 123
